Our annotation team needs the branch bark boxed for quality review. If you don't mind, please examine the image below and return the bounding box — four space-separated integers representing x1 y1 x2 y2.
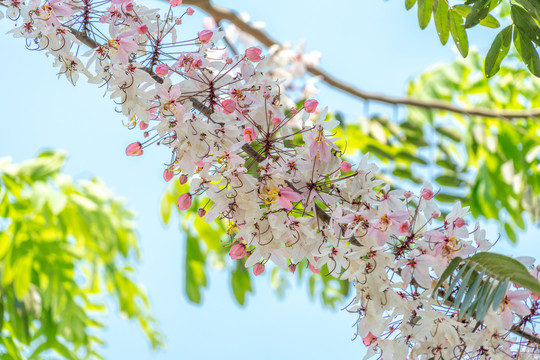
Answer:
183 0 540 120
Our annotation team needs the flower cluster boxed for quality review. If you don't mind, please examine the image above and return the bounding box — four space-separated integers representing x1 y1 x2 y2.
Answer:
2 0 540 358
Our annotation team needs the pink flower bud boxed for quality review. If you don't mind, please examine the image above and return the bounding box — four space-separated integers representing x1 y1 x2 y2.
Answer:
253 263 265 276
340 161 352 172
288 264 297 274
186 7 194 15
198 208 206 217
221 99 236 114
432 211 440 219
245 47 262 62
404 190 413 198
304 99 318 113
243 127 257 142
271 116 282 125
229 243 246 259
137 24 148 34
399 221 409 233
421 188 434 200
170 0 182 7
99 15 107 23
176 193 192 210
454 217 465 228
139 121 148 130
125 142 143 156
198 29 213 43
179 174 188 184
363 332 377 346
124 2 133 11
155 63 169 77
163 169 174 182
175 18 182 25
308 261 320 274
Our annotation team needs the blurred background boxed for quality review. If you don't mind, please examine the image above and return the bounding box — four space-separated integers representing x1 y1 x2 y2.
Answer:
1 0 540 358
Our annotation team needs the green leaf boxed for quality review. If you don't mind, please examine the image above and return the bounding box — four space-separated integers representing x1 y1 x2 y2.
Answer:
465 0 491 28
453 4 500 28
418 0 434 29
515 0 540 23
512 4 540 46
434 0 450 44
513 27 540 76
484 25 513 77
184 233 207 303
459 269 484 315
504 222 517 243
406 0 417 10
231 261 252 305
468 253 540 296
449 8 469 57
433 256 462 297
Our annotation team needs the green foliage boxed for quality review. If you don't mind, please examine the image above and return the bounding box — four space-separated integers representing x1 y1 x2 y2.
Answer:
405 0 540 77
433 253 540 322
0 152 162 359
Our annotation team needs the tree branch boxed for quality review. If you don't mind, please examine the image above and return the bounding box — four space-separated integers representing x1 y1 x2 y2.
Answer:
183 0 540 120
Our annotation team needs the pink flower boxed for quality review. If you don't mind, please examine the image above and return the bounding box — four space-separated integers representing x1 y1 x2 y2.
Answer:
221 99 236 114
422 188 434 200
109 30 139 64
245 47 262 62
137 24 148 34
229 243 246 259
243 127 257 142
277 187 302 210
340 161 352 172
155 63 169 77
179 174 188 184
170 0 182 6
253 263 265 276
176 193 192 210
125 142 143 156
198 29 213 43
304 99 318 113
500 290 531 329
163 169 174 182
186 7 194 15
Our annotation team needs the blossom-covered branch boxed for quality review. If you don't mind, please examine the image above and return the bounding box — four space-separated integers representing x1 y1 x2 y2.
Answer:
2 0 540 358
182 0 540 120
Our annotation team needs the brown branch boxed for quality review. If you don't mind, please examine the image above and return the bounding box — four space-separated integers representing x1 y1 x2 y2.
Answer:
183 0 540 120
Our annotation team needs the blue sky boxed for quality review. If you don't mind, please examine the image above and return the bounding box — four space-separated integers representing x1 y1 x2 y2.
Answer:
1 1 539 359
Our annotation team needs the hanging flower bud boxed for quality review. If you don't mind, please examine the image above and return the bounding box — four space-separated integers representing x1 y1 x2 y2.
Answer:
304 99 318 113
198 29 213 43
155 63 169 77
139 121 148 130
198 208 206 217
340 161 352 172
222 99 236 114
288 264 297 274
245 47 262 62
363 332 377 346
229 243 246 260
137 24 148 34
186 7 194 15
125 142 143 156
163 169 174 182
253 263 265 276
271 116 282 125
176 193 192 210
422 188 434 200
170 0 182 6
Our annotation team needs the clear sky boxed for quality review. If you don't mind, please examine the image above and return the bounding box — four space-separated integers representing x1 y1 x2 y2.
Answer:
1 1 539 359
